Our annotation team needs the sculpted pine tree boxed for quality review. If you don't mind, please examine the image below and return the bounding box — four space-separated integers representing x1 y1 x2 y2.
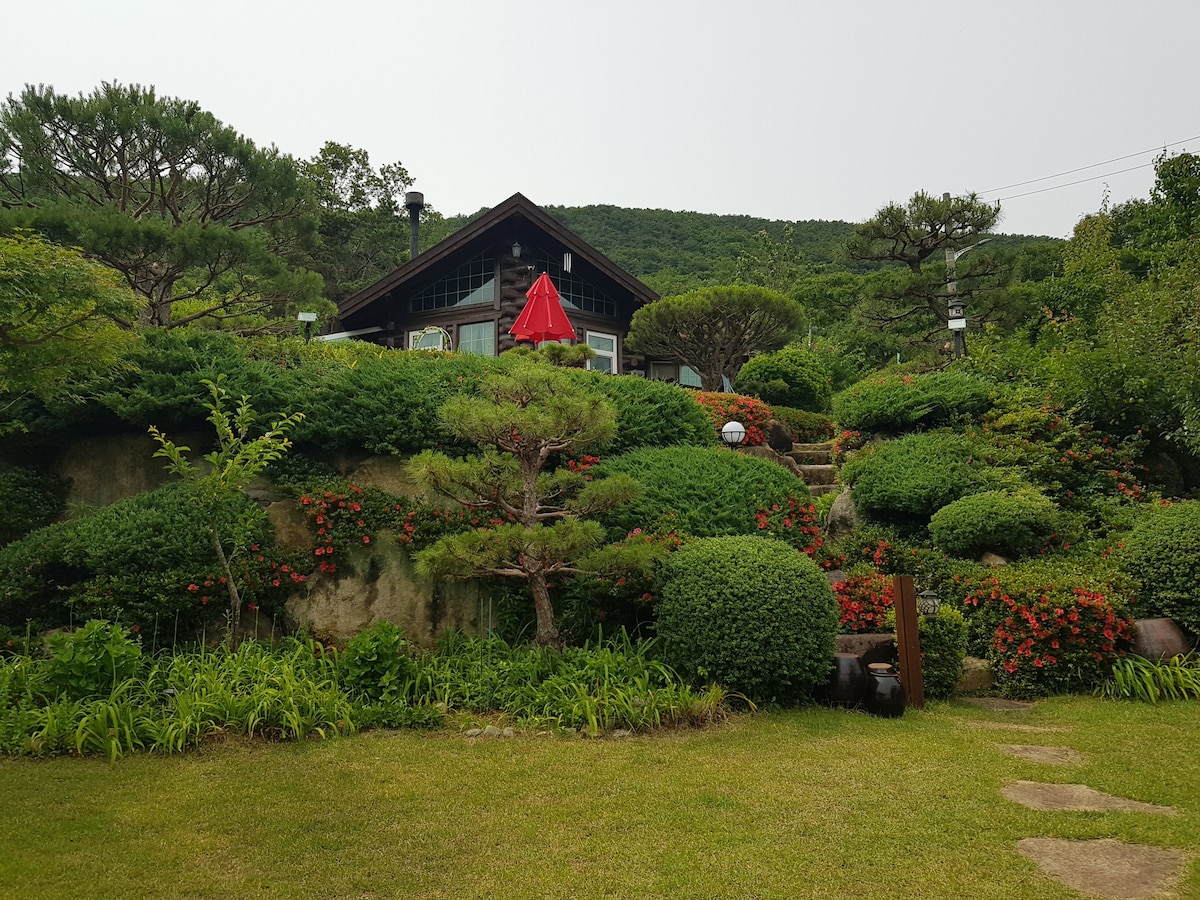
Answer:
409 365 645 648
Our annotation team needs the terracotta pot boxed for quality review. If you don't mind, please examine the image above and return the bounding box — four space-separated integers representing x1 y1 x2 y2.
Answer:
1133 618 1192 661
865 662 905 718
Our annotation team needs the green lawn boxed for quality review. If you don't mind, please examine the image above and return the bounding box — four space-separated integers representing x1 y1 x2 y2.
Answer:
2 698 1197 899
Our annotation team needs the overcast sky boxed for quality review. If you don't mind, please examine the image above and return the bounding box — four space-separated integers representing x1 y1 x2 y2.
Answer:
5 1 1199 238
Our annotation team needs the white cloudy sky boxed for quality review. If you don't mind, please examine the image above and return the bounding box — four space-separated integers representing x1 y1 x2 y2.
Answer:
5 0 1199 238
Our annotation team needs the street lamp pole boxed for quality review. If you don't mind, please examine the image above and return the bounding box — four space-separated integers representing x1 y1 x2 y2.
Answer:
944 239 991 359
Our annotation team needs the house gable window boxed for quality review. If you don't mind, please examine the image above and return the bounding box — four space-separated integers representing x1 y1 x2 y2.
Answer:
534 250 616 317
410 251 496 312
458 321 496 356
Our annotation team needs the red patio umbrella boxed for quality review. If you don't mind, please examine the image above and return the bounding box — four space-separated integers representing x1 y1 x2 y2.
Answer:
509 272 576 344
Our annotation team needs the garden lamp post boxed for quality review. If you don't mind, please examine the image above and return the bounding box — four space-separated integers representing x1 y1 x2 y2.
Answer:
721 421 746 449
297 311 317 344
944 236 991 359
917 589 941 620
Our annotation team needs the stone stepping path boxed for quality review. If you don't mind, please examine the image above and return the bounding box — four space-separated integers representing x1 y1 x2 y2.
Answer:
1017 838 1187 899
999 744 1085 765
963 700 1190 897
1003 781 1177 816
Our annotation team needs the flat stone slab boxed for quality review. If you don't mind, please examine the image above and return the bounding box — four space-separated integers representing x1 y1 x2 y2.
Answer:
1018 838 1187 898
963 697 1035 711
999 744 1085 765
970 721 1067 734
1003 781 1177 815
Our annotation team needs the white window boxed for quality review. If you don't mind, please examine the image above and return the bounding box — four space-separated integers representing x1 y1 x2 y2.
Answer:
458 321 496 356
586 331 618 374
409 327 450 350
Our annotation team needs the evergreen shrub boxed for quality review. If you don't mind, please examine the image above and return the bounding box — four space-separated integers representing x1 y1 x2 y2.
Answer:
770 406 836 443
0 468 70 547
919 606 968 700
655 535 838 703
929 489 1061 560
832 371 993 435
838 431 993 525
1121 501 1200 637
563 370 716 454
733 345 832 412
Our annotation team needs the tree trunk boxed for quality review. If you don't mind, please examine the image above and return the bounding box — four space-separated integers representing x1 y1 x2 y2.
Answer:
209 522 242 648
529 573 562 650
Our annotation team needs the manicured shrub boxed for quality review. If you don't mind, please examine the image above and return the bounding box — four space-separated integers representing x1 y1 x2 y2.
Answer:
654 535 838 703
838 431 993 525
733 345 832 412
832 370 994 435
338 622 417 702
929 489 1061 560
692 392 774 446
963 573 1134 697
770 406 836 444
1121 501 1200 637
561 369 716 454
0 468 70 547
594 447 818 555
919 606 968 700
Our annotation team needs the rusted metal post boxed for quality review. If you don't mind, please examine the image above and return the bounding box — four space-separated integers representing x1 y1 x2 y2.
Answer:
893 574 925 709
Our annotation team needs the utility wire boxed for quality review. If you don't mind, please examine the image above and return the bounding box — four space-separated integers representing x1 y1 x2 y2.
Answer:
995 161 1158 201
979 134 1200 195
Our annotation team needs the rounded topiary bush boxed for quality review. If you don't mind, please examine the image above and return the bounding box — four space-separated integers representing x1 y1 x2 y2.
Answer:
929 489 1060 560
838 431 992 525
1121 501 1200 637
733 345 832 412
594 446 815 550
832 371 994 435
919 606 968 700
654 535 838 703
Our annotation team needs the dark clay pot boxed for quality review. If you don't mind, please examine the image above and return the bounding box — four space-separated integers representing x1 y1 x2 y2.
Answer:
865 663 905 718
824 653 867 708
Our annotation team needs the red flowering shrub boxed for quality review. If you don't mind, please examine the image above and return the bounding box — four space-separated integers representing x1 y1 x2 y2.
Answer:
693 392 774 447
754 497 823 558
964 577 1134 696
832 570 895 633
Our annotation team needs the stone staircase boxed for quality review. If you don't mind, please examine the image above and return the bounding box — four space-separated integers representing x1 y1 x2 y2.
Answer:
787 441 838 497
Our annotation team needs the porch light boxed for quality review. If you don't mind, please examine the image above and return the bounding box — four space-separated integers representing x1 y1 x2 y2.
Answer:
917 589 941 620
512 240 522 259
720 421 746 448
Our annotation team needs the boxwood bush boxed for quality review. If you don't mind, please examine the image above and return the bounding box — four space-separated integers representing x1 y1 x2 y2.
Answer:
733 345 832 412
654 535 838 703
919 606 968 700
832 371 994 435
1121 500 1200 637
593 446 813 546
929 489 1061 560
838 431 993 526
561 369 716 454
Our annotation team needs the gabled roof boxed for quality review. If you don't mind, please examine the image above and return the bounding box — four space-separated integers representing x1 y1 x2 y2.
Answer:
338 192 659 319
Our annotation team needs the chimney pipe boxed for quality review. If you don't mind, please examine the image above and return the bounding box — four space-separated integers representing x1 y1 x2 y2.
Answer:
405 191 425 260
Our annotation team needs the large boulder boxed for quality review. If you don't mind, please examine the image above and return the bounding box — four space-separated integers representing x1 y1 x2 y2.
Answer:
825 488 858 540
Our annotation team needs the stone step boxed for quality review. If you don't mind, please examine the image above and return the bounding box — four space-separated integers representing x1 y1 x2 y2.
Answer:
787 449 833 465
792 442 834 452
796 464 837 485
808 483 840 497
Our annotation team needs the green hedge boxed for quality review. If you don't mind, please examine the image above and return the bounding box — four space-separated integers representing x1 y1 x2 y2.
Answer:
733 345 832 412
929 489 1061 560
1121 501 1200 638
838 431 993 525
560 370 716 455
0 468 70 547
832 371 994 435
919 607 968 700
655 535 838 703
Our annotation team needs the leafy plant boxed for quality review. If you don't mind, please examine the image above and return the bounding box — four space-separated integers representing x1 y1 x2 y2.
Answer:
0 468 70 547
338 622 417 702
655 535 838 703
929 489 1061 560
44 620 144 701
832 370 994 435
733 345 833 412
1120 500 1200 637
1097 653 1200 702
919 606 968 700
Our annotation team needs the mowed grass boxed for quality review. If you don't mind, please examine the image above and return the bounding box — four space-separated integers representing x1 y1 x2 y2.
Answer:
2 698 1197 899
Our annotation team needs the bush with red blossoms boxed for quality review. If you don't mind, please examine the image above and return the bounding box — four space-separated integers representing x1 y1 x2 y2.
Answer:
692 392 774 447
964 577 1134 696
831 570 895 633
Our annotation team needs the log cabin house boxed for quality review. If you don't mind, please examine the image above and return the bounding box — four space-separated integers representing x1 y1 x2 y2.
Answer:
334 192 703 385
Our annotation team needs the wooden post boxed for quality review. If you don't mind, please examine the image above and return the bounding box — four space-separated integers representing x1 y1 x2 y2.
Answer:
892 574 925 709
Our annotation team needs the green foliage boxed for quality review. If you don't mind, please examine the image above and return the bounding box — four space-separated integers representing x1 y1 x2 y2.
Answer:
338 622 418 702
768 405 836 443
839 431 993 525
626 285 803 391
918 606 968 700
692 392 776 446
963 570 1135 697
1121 501 1200 637
655 536 837 703
561 369 716 454
0 467 69 547
1097 653 1200 702
44 621 144 701
929 489 1061 560
733 345 832 412
832 370 994 434
594 446 813 545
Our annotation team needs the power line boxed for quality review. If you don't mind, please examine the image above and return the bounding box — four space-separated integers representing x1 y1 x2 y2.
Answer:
995 161 1158 202
978 134 1200 196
